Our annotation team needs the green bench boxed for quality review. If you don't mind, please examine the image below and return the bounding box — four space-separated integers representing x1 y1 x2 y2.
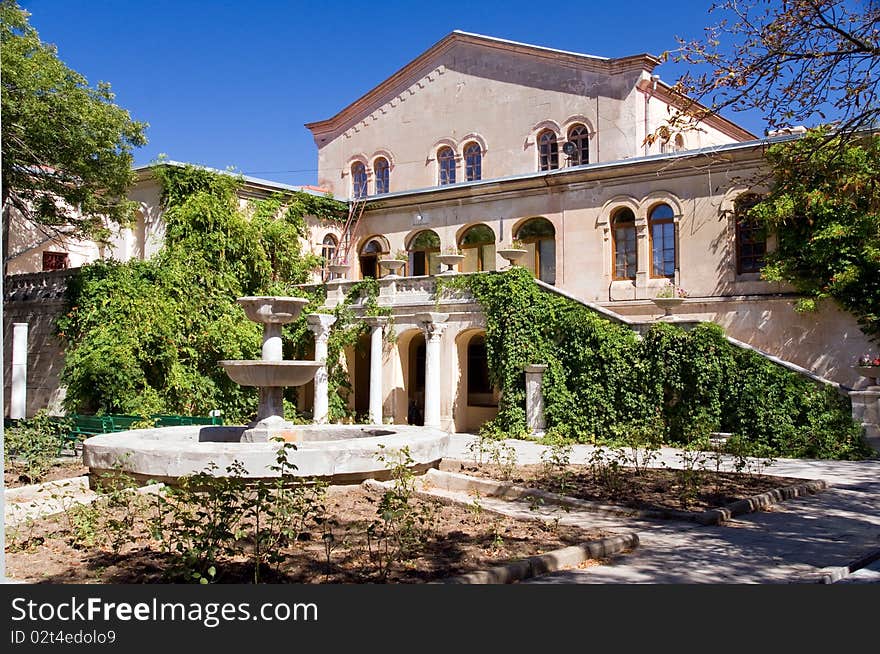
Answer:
61 413 222 448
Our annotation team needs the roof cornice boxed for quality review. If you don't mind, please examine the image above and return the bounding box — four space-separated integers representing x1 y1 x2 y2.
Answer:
305 31 661 140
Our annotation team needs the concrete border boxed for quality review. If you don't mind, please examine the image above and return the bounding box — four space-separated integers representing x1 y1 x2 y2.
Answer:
423 468 827 525
796 547 880 584
439 534 639 584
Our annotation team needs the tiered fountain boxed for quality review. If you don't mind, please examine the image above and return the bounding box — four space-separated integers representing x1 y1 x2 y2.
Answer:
81 296 449 485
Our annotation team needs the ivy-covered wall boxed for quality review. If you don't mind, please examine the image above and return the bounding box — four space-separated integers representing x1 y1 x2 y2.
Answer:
447 267 868 460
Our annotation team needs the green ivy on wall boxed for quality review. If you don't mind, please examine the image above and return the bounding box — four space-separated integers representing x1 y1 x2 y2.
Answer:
444 267 868 460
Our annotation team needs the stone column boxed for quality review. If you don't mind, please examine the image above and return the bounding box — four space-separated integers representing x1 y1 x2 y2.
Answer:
364 316 388 424
306 313 337 424
416 312 449 429
525 364 548 435
851 383 880 454
10 322 28 419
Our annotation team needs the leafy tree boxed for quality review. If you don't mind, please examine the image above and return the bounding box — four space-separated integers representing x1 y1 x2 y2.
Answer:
1 0 147 268
748 129 880 342
668 0 879 139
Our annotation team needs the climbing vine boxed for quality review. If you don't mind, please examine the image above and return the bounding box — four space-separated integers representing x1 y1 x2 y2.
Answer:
58 164 346 422
441 267 868 460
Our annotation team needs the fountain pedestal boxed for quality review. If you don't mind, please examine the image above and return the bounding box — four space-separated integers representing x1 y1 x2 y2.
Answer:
220 297 321 442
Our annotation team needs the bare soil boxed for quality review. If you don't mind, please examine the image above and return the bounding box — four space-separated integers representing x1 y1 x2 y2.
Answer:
442 460 806 514
5 484 608 584
4 460 88 489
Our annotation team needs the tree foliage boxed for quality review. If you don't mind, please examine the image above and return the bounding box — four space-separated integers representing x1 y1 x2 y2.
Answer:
668 0 879 139
58 164 339 421
748 129 880 341
0 0 147 248
448 267 868 460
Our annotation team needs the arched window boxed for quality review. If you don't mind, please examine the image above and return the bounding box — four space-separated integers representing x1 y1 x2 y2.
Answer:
612 208 637 280
407 230 441 276
374 157 389 194
438 147 456 185
459 224 496 273
538 131 559 171
567 125 589 166
673 134 685 152
516 217 556 284
734 193 766 274
467 334 497 407
351 162 367 198
359 237 386 279
464 142 482 182
649 204 676 278
321 233 338 281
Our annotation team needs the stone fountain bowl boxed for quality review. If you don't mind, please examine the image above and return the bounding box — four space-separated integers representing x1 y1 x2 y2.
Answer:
237 296 309 324
220 360 321 387
81 424 450 486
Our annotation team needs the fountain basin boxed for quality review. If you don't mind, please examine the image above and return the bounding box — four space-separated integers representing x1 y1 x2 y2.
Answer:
220 360 321 387
82 424 450 486
237 296 309 324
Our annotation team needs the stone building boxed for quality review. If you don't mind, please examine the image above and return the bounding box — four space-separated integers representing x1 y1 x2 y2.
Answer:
4 31 876 440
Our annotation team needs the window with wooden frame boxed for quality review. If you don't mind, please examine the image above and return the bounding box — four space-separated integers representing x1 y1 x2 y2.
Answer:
567 125 589 166
649 203 676 278
320 234 338 281
438 147 456 185
464 142 482 182
374 157 390 194
538 130 559 171
42 251 69 271
351 162 368 198
612 208 637 280
407 230 441 276
459 224 496 273
734 193 766 274
359 237 386 279
516 217 556 284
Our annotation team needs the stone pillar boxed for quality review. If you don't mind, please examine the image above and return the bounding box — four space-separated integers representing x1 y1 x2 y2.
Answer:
416 312 449 429
306 313 337 424
10 322 28 419
365 316 388 424
851 386 880 454
525 364 548 435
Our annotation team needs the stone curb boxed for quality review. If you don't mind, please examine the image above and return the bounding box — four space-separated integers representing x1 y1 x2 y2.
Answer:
438 533 639 584
795 547 880 584
423 468 827 525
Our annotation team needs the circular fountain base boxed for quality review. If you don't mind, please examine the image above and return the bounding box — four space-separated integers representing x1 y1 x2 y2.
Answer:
82 424 450 486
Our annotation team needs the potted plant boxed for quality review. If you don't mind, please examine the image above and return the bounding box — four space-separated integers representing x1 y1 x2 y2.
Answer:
854 354 880 387
497 238 528 266
379 249 408 276
652 281 688 317
438 245 464 274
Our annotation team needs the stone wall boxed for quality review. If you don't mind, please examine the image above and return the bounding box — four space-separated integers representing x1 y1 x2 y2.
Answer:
3 269 76 417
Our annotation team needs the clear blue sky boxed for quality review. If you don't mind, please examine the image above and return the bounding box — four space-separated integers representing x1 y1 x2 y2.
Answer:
22 0 766 187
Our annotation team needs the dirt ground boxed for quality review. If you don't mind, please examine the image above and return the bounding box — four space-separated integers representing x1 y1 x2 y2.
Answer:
4 459 89 488
5 484 609 584
442 459 805 513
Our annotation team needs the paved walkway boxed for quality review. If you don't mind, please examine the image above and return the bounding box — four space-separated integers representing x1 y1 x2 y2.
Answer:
441 434 880 583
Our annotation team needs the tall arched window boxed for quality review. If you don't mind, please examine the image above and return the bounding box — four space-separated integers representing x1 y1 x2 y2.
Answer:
649 204 676 278
612 208 637 280
359 237 386 279
374 157 389 194
464 142 482 182
407 230 441 276
516 217 556 284
538 131 559 171
673 134 685 152
351 162 367 198
438 147 456 185
321 233 338 281
734 193 766 274
567 125 589 166
459 224 496 273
